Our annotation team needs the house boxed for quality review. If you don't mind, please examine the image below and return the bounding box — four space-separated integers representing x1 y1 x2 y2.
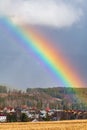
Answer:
32 119 39 122
0 114 7 122
40 110 47 118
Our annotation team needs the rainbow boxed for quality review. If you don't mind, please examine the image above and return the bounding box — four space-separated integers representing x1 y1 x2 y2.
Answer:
0 17 85 88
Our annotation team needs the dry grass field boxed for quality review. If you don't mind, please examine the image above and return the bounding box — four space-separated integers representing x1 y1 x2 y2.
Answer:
0 120 87 130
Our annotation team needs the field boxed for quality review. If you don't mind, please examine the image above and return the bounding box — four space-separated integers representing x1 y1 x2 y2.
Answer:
0 120 87 130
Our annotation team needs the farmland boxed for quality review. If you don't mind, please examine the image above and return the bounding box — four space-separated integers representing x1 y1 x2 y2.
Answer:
0 120 87 130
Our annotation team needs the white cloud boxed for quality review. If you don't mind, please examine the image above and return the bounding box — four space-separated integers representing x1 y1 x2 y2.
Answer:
0 0 84 28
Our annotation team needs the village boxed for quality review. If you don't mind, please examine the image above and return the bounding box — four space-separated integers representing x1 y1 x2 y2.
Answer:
0 105 87 123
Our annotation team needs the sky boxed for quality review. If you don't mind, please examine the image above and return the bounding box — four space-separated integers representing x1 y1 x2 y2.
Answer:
0 0 87 90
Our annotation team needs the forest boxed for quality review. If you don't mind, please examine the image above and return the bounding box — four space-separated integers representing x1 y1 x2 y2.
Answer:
0 85 87 110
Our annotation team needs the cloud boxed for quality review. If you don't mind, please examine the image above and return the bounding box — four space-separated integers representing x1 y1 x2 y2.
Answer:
0 0 84 28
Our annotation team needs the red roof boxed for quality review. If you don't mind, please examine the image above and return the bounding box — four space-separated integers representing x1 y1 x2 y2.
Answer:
46 107 50 112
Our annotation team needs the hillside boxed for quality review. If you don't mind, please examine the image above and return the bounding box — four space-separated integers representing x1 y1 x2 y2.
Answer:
26 87 87 110
0 86 87 110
